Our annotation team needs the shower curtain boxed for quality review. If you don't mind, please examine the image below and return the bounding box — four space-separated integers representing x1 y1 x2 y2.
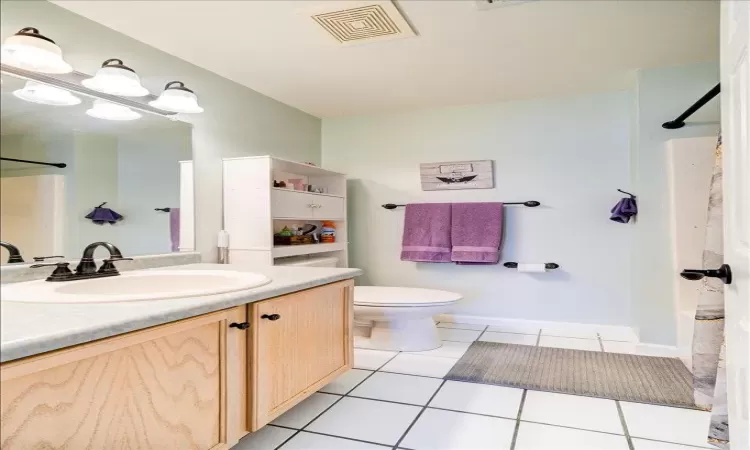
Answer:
692 134 729 448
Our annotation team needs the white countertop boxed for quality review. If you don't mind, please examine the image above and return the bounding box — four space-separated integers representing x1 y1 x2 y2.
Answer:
0 263 362 363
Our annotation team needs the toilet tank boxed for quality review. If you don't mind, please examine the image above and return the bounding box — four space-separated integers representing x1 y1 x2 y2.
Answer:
275 256 339 268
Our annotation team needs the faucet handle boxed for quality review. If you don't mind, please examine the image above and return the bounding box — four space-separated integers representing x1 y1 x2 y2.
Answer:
98 257 134 274
30 262 69 269
30 262 74 281
33 255 65 262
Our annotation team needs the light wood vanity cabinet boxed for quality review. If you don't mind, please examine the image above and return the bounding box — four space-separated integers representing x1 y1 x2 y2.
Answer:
249 280 353 430
0 280 354 449
0 306 248 450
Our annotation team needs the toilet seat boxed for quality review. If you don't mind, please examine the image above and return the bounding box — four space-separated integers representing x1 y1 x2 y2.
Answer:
354 286 461 307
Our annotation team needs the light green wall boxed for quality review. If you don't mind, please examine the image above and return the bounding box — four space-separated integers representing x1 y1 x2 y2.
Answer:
321 61 720 343
323 91 634 326
69 133 119 258
1 128 191 259
631 62 720 345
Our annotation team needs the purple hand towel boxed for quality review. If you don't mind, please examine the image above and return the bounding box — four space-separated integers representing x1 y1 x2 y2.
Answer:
451 202 503 264
610 197 637 223
170 207 181 252
401 203 452 263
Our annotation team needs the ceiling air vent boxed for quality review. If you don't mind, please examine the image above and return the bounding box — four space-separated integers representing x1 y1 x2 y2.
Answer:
310 1 416 45
474 0 539 10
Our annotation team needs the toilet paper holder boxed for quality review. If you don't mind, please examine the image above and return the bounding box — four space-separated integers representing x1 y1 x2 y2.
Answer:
503 262 560 270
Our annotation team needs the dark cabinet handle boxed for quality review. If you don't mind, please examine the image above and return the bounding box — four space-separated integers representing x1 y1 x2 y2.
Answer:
229 322 250 330
680 264 732 285
261 314 281 321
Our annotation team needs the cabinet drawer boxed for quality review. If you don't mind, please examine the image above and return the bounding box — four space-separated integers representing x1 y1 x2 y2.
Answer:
271 189 314 219
312 195 345 219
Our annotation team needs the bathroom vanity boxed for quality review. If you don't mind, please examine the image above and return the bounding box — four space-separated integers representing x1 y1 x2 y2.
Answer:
0 264 361 449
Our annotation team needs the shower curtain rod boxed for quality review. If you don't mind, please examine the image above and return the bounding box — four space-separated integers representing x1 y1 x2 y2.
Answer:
0 157 66 168
662 83 720 129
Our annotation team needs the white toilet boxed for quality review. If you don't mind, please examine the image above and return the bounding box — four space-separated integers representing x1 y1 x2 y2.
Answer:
277 257 462 352
354 286 461 352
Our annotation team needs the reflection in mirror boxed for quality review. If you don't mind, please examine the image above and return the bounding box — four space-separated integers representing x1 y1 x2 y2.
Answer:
0 72 194 264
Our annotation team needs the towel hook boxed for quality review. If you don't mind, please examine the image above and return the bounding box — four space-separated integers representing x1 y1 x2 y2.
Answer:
617 189 636 198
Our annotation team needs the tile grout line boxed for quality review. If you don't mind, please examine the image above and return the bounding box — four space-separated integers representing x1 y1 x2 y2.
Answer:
377 369 445 380
509 389 528 450
391 379 447 450
441 338 483 344
270 425 392 448
632 436 717 449
275 353 398 450
273 395 345 449
517 418 629 438
615 400 636 450
438 324 491 332
544 334 603 341
601 335 635 450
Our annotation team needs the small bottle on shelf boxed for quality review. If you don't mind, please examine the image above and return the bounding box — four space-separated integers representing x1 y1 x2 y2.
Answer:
320 221 336 243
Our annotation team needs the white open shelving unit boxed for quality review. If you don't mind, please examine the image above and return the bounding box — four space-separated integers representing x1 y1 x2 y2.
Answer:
222 156 348 267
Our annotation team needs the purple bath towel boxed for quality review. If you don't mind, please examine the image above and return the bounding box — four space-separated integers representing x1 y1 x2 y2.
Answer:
401 203 452 262
451 202 503 264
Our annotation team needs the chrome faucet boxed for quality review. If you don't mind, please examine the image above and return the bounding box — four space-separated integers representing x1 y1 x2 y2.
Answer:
0 241 24 263
75 242 131 275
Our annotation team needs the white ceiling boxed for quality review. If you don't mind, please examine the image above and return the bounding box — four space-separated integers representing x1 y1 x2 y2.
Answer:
51 0 719 118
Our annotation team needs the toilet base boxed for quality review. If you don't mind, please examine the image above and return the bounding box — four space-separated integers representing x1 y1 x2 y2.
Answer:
365 317 442 352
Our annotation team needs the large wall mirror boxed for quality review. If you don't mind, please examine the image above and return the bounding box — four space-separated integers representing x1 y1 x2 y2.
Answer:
0 71 194 264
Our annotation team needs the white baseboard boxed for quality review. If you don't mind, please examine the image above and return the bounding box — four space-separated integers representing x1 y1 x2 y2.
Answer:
435 314 640 343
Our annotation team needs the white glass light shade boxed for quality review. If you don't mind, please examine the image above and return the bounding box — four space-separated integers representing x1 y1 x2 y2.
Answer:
149 81 203 113
82 59 149 97
86 99 141 121
1 27 73 74
13 81 81 106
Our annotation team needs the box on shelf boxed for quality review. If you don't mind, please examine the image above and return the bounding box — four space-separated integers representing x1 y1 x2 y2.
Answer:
273 235 314 246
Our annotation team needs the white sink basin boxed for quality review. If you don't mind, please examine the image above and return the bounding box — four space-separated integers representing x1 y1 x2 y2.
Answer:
0 270 271 303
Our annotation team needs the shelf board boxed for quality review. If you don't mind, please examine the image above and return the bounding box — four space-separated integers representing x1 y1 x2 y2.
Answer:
271 187 345 199
272 242 346 258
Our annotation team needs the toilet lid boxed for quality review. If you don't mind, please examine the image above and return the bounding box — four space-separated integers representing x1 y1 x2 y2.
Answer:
354 286 462 307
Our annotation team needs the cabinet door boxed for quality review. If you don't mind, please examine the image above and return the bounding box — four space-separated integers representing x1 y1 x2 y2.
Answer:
271 189 314 219
0 307 248 450
250 280 353 430
312 195 345 219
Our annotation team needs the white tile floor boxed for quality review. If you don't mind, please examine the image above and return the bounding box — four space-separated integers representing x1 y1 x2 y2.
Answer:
235 322 715 450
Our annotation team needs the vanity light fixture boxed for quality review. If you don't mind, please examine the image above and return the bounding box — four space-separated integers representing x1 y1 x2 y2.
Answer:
1 27 73 74
149 81 204 113
81 59 149 97
86 99 142 121
13 81 81 106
